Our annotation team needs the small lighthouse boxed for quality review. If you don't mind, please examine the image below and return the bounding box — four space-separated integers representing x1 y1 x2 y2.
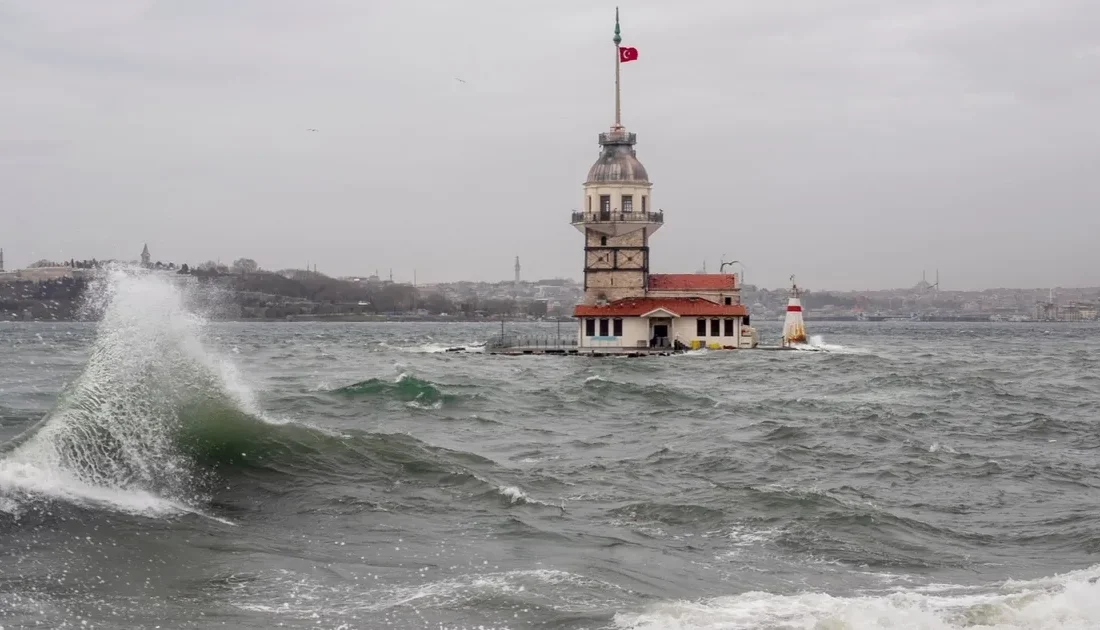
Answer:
781 275 807 346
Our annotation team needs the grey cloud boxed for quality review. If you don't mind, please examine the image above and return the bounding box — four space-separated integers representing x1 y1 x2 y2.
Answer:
1 0 1097 289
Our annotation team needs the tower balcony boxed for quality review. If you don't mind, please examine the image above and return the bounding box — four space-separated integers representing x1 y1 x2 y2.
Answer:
571 210 664 236
598 130 637 146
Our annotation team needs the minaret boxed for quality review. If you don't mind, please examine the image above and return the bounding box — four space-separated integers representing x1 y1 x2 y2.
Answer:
571 8 659 305
514 256 521 294
0 248 4 272
140 243 151 266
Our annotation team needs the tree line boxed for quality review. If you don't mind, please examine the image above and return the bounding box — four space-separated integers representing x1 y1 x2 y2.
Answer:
225 265 550 317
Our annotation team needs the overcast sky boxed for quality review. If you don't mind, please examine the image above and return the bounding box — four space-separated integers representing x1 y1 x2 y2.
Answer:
2 0 1098 290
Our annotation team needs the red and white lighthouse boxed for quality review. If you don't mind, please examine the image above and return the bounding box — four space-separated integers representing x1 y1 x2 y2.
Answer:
782 275 806 346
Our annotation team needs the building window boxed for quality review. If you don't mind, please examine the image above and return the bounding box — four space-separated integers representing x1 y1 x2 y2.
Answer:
585 318 596 336
622 195 633 212
613 318 623 336
710 319 720 336
587 196 592 211
642 196 647 212
696 318 706 336
600 236 607 246
599 318 609 336
600 195 611 212
724 296 732 305
724 319 734 336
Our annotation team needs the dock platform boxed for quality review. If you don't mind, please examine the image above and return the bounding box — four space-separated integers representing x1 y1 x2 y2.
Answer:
483 334 681 356
486 345 678 357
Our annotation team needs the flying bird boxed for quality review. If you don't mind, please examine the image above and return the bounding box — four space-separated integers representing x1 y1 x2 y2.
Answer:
454 77 466 84
307 128 318 132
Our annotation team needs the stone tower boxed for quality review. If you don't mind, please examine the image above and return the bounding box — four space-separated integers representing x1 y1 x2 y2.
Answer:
570 9 661 305
140 243 150 266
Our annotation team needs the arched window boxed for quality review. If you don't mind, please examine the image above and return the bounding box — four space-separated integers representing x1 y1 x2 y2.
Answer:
600 236 607 246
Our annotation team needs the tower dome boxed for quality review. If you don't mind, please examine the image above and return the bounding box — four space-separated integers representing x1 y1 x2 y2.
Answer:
586 128 649 184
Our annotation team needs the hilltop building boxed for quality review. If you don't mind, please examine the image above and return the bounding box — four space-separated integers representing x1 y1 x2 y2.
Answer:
569 11 756 351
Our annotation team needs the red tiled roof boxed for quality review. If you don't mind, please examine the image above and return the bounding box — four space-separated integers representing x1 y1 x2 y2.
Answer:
574 297 747 318
648 273 737 291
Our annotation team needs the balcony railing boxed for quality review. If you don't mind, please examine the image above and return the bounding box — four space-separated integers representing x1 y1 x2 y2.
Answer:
485 333 579 351
571 210 664 224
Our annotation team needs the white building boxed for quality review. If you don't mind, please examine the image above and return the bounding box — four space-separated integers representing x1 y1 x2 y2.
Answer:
569 12 756 351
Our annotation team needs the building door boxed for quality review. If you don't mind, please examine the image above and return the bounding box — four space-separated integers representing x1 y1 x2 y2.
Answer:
652 323 669 347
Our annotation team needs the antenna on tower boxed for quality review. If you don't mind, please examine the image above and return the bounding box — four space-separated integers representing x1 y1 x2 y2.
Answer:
613 7 622 129
788 274 803 297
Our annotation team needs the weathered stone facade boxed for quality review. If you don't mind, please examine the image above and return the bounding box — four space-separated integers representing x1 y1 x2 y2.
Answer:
583 228 649 304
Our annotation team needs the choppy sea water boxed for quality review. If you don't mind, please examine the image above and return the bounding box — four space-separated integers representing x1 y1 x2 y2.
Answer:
2 269 1100 629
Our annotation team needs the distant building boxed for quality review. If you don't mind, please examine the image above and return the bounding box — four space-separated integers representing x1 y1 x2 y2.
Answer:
0 248 4 273
141 244 151 266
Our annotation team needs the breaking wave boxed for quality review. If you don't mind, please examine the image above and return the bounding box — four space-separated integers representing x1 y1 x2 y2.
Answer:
787 334 867 354
0 266 267 519
615 564 1100 629
0 269 536 524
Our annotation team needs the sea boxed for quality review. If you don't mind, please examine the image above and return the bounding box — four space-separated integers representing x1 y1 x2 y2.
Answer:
1 268 1099 629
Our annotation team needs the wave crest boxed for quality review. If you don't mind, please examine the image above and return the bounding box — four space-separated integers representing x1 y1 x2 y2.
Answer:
615 564 1100 629
0 266 264 518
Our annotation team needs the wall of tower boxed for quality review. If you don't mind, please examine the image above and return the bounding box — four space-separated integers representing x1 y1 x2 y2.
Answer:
583 227 648 304
582 273 647 304
585 230 645 248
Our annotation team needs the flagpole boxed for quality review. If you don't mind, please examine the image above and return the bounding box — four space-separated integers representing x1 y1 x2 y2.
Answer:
614 7 622 130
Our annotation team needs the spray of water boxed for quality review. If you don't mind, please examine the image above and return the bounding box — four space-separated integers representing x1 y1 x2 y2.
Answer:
0 265 259 519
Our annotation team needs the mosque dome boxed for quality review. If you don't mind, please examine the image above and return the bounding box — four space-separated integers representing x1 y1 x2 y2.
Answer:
585 129 650 184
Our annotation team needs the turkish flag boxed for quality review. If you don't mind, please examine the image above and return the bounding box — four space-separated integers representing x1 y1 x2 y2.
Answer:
619 46 638 63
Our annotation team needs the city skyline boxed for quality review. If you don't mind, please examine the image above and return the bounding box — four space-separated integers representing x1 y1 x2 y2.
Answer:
3 244 1099 294
2 1 1098 290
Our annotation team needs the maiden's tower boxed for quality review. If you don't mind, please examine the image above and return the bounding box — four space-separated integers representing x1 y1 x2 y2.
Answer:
569 10 757 352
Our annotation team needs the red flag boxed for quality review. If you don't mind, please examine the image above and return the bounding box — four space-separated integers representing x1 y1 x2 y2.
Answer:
619 46 638 63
